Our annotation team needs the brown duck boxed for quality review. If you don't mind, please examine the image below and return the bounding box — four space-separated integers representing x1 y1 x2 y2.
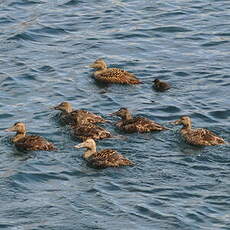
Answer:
89 59 142 84
153 79 170 91
5 122 56 151
70 116 112 141
172 116 226 146
54 101 107 125
111 108 168 133
74 138 134 168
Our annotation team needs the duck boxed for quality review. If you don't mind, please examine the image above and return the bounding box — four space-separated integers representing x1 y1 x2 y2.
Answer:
5 122 56 151
110 108 168 133
70 115 112 141
54 101 107 125
74 138 134 168
172 116 225 146
89 59 142 84
153 79 170 91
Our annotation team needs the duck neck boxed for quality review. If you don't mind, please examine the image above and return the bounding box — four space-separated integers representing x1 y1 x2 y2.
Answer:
182 122 192 130
83 146 96 159
66 106 73 113
13 132 26 142
123 111 132 121
95 67 107 75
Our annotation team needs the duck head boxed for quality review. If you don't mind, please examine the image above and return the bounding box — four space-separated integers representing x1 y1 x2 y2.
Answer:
110 108 132 120
54 102 73 113
153 79 160 84
74 138 96 151
172 116 192 128
5 122 26 134
90 59 107 70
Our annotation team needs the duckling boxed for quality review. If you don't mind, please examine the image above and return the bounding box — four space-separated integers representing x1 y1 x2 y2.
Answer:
5 122 56 151
90 59 142 84
172 116 225 146
70 115 112 141
153 79 170 91
54 101 107 125
111 108 168 133
74 138 134 168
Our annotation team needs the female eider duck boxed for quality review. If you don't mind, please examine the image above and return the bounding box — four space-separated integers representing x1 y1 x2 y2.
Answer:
54 101 107 125
111 108 168 133
74 138 134 168
70 115 112 141
172 116 225 146
5 122 56 151
90 59 142 84
153 79 170 92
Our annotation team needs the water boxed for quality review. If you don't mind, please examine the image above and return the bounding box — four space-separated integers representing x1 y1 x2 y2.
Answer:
0 0 229 229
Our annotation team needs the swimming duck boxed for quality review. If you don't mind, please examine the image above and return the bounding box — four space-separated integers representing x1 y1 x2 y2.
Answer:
70 115 112 141
111 108 168 133
89 59 142 84
54 101 107 125
74 138 134 168
5 122 56 151
172 116 225 146
153 79 170 91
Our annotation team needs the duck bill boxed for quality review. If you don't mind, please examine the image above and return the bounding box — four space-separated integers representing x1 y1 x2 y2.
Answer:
109 111 119 116
170 119 181 125
53 106 60 110
74 142 86 149
4 126 15 132
89 63 96 68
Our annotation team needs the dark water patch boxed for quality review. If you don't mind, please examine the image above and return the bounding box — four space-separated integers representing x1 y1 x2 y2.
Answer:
201 40 229 47
62 0 84 6
7 31 44 42
174 71 190 77
209 109 230 120
31 26 68 36
215 32 230 37
157 11 186 18
152 26 191 33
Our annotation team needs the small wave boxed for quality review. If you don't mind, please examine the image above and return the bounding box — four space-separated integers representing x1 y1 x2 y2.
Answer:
152 26 190 33
61 0 84 6
201 40 229 47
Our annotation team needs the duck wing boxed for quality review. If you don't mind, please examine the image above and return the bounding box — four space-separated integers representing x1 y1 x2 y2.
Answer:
71 124 111 140
184 128 225 146
121 117 167 133
89 149 134 168
95 68 141 84
70 110 107 124
15 135 56 151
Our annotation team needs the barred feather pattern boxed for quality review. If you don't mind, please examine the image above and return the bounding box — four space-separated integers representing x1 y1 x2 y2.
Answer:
14 135 56 151
116 117 168 133
59 110 106 125
181 128 225 146
71 123 111 140
87 149 134 168
94 68 141 84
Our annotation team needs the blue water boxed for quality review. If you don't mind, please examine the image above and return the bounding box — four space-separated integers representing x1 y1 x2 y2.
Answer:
0 0 230 229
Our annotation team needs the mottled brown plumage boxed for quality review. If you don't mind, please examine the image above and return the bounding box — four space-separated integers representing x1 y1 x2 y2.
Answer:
54 101 107 125
172 116 225 146
90 59 141 84
74 139 134 168
111 108 168 133
70 116 112 141
5 122 56 151
153 79 170 91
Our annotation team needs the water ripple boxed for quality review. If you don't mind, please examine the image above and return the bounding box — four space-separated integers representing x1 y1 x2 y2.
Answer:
0 0 229 229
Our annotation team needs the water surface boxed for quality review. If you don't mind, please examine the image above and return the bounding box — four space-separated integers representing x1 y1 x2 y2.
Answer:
0 0 229 229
